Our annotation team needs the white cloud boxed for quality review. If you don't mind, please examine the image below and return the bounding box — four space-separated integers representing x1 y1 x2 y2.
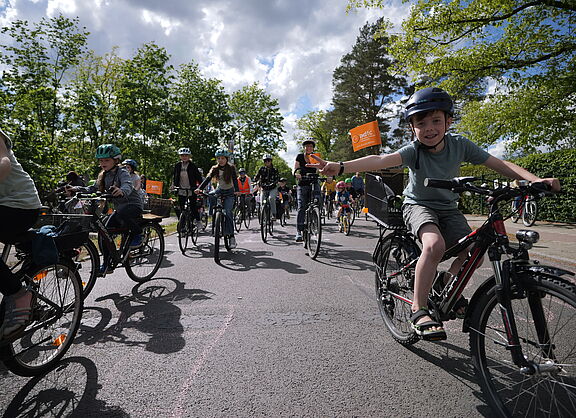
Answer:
1 0 408 166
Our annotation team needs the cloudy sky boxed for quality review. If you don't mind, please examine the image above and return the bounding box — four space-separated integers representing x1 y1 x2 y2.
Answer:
0 0 408 163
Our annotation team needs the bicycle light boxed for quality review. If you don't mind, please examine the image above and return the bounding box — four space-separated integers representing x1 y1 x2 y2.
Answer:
516 230 540 244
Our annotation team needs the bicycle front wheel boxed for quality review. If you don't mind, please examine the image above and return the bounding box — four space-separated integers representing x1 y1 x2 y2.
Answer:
0 261 83 376
375 235 420 346
522 199 538 227
61 238 99 299
177 213 190 253
306 206 322 259
214 211 222 263
469 272 576 417
244 207 251 229
125 222 165 282
343 215 351 236
261 205 269 243
233 206 242 233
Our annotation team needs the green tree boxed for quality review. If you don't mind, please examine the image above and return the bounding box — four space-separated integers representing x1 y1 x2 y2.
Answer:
116 42 174 183
327 18 408 161
170 63 231 172
0 14 89 191
227 83 285 174
351 0 576 154
295 110 334 158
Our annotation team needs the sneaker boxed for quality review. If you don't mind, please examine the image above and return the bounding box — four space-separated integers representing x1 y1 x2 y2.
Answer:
228 236 237 249
295 231 303 242
129 234 143 249
98 264 114 276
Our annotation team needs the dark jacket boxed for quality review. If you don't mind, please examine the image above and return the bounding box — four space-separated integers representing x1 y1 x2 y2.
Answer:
173 161 203 189
254 166 280 190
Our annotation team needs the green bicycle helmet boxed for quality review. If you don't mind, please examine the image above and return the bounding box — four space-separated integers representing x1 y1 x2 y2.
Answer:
344 178 352 184
214 149 230 158
96 144 122 159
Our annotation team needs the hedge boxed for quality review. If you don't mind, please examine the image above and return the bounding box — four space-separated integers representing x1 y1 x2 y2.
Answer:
458 149 576 223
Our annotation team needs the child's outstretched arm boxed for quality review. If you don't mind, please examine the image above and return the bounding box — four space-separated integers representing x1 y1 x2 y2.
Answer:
307 153 402 177
483 156 561 192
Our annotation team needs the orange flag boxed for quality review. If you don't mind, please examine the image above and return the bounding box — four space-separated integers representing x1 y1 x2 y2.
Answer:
146 180 164 195
349 121 381 152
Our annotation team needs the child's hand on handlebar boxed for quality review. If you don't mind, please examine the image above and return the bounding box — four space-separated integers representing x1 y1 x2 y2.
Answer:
108 185 124 197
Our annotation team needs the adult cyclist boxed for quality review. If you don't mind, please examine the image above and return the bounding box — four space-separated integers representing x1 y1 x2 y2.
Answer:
172 147 203 224
237 168 254 215
293 138 320 242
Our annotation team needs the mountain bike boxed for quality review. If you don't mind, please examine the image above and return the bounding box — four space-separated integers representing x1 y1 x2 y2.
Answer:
75 193 165 295
199 191 234 263
511 193 538 227
0 219 85 376
233 193 252 232
372 177 575 417
301 174 325 259
174 187 199 253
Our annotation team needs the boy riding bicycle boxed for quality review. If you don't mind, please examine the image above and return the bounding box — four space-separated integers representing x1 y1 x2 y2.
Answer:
334 180 353 230
309 87 560 340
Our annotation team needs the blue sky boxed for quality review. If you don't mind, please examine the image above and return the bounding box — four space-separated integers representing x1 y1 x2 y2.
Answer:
0 0 408 163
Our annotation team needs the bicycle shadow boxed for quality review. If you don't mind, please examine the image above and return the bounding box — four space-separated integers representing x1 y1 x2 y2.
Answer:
2 356 129 418
77 278 213 354
406 339 492 416
216 248 308 274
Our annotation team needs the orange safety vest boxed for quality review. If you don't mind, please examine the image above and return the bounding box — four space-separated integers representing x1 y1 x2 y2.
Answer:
237 176 251 194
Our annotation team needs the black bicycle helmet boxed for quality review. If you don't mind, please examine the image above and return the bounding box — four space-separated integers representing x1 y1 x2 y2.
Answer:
404 87 454 122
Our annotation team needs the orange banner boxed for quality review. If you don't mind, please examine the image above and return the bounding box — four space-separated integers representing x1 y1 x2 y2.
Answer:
349 121 381 152
146 180 163 195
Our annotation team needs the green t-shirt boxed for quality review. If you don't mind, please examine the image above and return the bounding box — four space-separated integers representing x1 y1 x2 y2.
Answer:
398 133 490 210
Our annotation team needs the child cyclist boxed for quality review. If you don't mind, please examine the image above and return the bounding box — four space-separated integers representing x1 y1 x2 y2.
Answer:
334 180 354 231
195 149 239 249
70 144 144 275
309 87 560 340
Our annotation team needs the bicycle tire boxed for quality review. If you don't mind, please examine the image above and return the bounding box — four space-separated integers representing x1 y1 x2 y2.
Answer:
469 272 576 417
0 261 83 376
261 204 269 243
190 218 199 246
244 206 251 229
201 212 208 231
214 211 222 263
306 206 321 259
177 212 190 254
125 222 165 282
74 239 100 299
349 203 357 226
511 200 520 223
375 235 420 346
522 199 538 227
233 206 242 233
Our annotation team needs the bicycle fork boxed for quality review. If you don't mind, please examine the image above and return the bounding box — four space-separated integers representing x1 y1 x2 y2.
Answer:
490 252 557 374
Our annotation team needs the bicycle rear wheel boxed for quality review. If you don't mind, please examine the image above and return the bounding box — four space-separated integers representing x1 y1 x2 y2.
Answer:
306 206 321 259
349 203 357 226
243 206 251 229
522 199 538 227
469 272 576 417
125 222 165 282
177 212 190 253
0 261 83 376
375 235 420 346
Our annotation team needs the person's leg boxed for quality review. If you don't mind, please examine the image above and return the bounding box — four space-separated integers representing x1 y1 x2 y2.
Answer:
176 195 186 219
296 185 310 232
222 191 235 236
189 195 200 221
269 188 278 218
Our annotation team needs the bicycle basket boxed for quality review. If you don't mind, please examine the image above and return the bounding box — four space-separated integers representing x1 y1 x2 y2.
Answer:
365 172 405 229
51 217 92 250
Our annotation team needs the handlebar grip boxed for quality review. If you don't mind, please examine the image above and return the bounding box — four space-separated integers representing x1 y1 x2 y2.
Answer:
424 178 458 190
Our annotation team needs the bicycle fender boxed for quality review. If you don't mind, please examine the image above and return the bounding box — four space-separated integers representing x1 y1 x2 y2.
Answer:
512 260 574 277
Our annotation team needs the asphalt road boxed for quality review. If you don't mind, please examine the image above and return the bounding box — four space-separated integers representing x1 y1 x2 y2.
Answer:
1 212 574 417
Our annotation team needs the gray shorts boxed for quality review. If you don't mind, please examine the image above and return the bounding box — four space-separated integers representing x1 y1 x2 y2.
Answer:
402 204 471 248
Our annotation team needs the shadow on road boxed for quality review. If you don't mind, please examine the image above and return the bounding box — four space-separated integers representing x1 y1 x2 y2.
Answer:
216 248 308 274
2 356 129 418
76 278 212 354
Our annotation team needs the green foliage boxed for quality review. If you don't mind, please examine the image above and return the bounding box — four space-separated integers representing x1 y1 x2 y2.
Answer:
373 0 576 154
459 149 576 223
295 110 333 157
227 83 285 175
325 18 408 161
